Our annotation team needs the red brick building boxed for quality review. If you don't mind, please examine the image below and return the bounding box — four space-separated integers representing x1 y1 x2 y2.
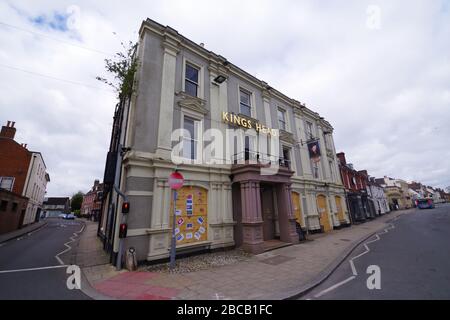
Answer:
0 121 32 195
80 180 104 221
336 152 372 222
0 189 28 235
0 121 49 228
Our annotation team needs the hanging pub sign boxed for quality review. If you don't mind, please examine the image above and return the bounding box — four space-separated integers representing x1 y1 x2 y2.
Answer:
307 140 321 163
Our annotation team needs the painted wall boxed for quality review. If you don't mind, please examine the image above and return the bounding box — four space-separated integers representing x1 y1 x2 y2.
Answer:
115 20 349 261
22 153 48 225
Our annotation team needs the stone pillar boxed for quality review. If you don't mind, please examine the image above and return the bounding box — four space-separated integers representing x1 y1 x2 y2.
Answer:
241 181 264 253
155 38 179 159
276 183 299 244
223 182 233 223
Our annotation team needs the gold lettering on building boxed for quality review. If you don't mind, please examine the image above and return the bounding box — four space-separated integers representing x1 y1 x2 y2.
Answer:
222 112 229 122
233 114 241 126
222 112 277 136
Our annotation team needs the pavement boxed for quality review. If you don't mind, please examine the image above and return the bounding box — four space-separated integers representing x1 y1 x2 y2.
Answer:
0 220 47 244
77 209 415 300
301 203 450 300
0 218 90 300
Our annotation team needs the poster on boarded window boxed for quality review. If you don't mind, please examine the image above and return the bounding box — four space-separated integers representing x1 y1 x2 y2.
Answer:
170 186 208 245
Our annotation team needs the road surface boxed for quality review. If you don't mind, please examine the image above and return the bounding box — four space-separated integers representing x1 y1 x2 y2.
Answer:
302 203 450 300
0 218 90 300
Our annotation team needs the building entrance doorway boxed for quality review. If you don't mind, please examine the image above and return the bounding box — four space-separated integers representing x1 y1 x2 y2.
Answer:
260 184 277 241
392 198 399 210
317 195 332 232
335 196 345 222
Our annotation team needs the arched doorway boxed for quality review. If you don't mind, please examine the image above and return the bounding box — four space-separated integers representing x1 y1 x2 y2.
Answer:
335 196 345 222
171 185 208 245
292 192 304 228
317 195 332 232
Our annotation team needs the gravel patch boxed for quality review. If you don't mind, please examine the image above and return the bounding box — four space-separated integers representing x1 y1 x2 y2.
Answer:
140 249 252 274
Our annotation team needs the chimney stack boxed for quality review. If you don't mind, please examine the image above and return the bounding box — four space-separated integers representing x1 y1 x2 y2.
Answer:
336 152 346 165
0 120 17 139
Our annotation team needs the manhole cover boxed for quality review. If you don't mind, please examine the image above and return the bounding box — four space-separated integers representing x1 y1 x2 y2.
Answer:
340 239 351 242
260 255 294 266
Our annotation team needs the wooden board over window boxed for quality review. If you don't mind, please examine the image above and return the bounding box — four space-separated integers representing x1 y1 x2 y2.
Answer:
291 192 304 228
170 186 208 245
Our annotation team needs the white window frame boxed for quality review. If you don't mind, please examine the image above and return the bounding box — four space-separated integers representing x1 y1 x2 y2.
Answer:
238 85 256 118
324 133 331 150
277 107 288 132
182 57 204 99
329 160 334 182
305 121 314 140
281 144 297 174
0 177 15 192
180 108 204 164
312 160 320 179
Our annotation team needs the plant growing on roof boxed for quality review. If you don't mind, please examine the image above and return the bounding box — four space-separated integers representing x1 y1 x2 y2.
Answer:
96 40 138 101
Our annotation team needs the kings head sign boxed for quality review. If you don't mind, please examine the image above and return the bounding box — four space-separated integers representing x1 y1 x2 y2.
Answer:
222 112 278 136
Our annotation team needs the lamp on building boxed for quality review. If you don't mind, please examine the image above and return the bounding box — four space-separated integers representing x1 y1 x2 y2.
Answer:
213 75 227 84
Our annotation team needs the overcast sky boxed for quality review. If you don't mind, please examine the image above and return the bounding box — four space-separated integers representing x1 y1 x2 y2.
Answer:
1 0 449 197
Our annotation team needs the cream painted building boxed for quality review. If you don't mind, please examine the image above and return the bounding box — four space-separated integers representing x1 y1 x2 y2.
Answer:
99 18 350 264
22 152 49 225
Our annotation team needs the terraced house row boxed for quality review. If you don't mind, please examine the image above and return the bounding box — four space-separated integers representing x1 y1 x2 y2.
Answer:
99 18 355 264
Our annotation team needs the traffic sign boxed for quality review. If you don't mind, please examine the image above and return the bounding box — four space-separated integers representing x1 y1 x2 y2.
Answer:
169 171 184 190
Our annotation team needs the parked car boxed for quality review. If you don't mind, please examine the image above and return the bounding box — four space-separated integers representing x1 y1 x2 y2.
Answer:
64 213 76 220
416 198 435 209
58 213 67 218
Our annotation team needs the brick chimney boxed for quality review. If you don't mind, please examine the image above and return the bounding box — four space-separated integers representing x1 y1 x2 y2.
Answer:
0 121 16 139
336 152 346 165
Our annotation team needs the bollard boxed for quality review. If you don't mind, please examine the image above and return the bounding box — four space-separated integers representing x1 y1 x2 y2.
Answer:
125 247 137 271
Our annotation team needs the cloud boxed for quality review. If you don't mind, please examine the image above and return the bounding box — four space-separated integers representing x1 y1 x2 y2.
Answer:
0 0 449 198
